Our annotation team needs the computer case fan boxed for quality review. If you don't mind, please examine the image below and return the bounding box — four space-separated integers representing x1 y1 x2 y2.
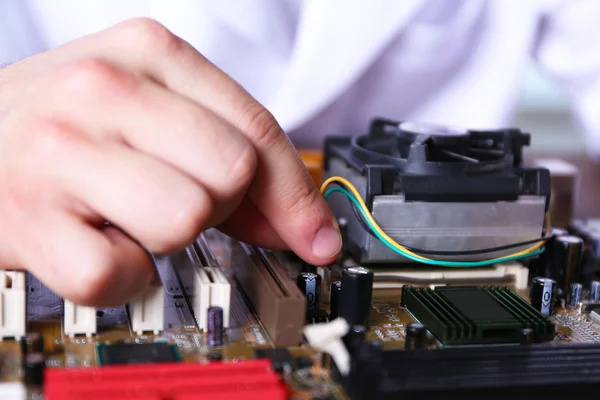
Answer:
323 118 551 264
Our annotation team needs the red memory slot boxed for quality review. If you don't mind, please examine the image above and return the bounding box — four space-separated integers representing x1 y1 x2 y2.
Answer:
45 359 288 400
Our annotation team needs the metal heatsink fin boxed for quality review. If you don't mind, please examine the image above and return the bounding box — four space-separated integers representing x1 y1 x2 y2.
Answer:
402 286 555 345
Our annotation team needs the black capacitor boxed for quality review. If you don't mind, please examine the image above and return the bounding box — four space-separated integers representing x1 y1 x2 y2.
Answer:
530 277 557 317
520 328 534 345
339 266 374 326
208 352 223 362
343 325 367 356
329 281 342 319
24 352 45 386
550 235 583 295
207 306 224 347
405 322 427 350
21 332 44 356
567 283 583 308
296 272 321 311
590 280 600 302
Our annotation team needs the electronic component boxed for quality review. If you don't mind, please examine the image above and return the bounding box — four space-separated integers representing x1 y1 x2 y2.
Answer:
254 348 295 373
404 322 426 349
342 325 367 356
520 327 534 345
96 342 180 366
20 332 43 356
44 359 287 400
296 272 321 311
24 352 45 386
0 270 26 341
129 279 165 335
402 286 555 345
567 282 583 308
183 238 231 331
550 235 583 295
530 276 558 316
63 300 96 338
207 352 223 361
230 242 305 346
207 306 224 347
590 309 600 325
342 343 600 400
324 118 549 263
339 267 373 326
590 280 600 301
330 281 342 319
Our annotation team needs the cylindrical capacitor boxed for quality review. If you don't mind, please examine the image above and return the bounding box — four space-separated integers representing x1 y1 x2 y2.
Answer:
20 332 44 356
551 235 583 296
24 352 45 386
520 328 534 345
530 277 558 316
343 325 367 356
296 272 321 311
589 280 600 302
207 306 224 347
405 322 426 350
330 281 342 319
567 283 583 308
339 266 374 326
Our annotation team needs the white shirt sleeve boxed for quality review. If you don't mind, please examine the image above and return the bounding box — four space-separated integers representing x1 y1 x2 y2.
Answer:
532 0 600 159
0 0 47 66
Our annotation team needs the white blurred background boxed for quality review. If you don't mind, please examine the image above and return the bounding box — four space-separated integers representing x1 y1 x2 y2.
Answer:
516 63 581 155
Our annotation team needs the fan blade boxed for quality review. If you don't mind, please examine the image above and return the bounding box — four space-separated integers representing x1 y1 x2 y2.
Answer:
438 149 479 163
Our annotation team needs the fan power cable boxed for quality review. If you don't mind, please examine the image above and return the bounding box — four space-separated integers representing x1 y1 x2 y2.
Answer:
320 176 547 268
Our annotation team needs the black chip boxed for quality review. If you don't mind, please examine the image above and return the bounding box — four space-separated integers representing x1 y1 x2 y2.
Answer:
254 348 295 372
97 342 179 365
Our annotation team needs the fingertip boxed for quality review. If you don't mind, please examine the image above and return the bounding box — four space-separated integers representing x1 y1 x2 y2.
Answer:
307 220 342 265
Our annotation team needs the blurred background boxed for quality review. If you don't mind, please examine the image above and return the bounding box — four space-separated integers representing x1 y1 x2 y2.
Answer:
517 63 581 154
516 62 595 219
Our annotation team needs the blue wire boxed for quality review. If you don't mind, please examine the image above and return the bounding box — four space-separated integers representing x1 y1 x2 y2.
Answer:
323 187 544 267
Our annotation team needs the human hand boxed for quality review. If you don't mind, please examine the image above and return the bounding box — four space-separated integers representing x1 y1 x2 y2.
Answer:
0 18 341 306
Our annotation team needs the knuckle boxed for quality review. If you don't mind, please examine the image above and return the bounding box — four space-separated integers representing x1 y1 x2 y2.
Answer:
120 17 183 56
24 119 88 160
162 188 212 252
56 59 135 99
284 183 321 216
227 146 257 188
240 103 283 148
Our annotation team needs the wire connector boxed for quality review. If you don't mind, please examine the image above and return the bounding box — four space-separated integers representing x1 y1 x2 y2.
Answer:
129 281 165 335
63 301 96 338
0 270 26 341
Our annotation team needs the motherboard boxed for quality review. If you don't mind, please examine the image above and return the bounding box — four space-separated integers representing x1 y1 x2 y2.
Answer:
0 118 597 399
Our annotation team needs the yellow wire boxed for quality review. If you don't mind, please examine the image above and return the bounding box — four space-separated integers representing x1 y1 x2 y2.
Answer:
320 176 549 262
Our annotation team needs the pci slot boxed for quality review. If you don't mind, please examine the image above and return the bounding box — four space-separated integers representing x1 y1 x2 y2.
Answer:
170 234 231 331
230 243 306 346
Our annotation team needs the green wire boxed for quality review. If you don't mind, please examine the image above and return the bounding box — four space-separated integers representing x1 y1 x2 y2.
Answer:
323 187 544 267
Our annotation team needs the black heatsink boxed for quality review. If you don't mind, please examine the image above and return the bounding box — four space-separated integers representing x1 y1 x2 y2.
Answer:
344 343 600 400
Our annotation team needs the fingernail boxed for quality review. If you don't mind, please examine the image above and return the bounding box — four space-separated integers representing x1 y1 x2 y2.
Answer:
311 223 342 259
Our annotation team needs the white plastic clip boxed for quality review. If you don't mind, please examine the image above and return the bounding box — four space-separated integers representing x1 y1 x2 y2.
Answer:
0 270 26 341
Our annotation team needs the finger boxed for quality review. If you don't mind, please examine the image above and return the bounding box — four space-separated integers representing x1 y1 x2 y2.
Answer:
20 211 155 307
30 59 255 227
217 196 286 249
100 20 341 264
25 19 341 263
15 118 214 254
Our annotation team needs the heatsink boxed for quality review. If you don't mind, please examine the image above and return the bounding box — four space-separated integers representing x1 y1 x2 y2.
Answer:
402 286 555 345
